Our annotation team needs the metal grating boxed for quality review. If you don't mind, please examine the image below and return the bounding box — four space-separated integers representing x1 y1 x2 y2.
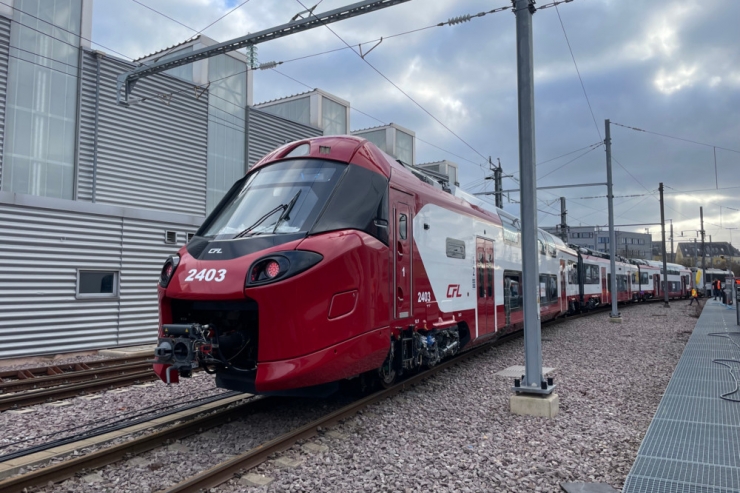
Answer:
623 303 740 493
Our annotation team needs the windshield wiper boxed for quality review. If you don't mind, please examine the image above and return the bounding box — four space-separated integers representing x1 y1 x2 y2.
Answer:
233 204 287 238
272 190 302 234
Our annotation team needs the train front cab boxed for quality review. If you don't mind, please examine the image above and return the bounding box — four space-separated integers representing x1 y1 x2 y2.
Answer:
154 138 399 395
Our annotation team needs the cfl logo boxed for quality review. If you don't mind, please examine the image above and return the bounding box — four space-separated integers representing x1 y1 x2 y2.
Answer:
208 248 222 254
447 284 462 298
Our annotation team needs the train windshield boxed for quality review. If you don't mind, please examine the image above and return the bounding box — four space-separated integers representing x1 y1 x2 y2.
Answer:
201 159 346 239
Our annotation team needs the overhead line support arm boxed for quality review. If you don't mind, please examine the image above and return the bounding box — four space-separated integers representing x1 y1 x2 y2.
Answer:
116 0 411 105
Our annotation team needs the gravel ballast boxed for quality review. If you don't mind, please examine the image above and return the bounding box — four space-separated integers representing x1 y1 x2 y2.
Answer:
23 301 696 492
0 372 229 456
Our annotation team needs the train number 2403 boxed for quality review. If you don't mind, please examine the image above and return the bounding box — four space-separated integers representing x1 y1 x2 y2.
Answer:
184 269 227 282
417 291 432 303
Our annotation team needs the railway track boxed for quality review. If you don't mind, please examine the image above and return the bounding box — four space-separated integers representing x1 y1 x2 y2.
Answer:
0 299 682 492
0 355 152 393
0 393 260 493
0 355 201 412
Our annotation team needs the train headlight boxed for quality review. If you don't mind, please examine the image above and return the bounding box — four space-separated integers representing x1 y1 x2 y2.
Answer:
160 255 180 288
246 251 323 287
264 260 281 279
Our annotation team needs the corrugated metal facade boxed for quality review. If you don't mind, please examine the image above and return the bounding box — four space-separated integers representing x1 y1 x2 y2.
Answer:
77 51 208 215
0 16 9 188
247 107 322 167
0 199 196 358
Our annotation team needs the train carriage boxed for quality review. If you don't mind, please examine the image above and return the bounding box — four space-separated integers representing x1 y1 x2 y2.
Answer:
152 135 670 396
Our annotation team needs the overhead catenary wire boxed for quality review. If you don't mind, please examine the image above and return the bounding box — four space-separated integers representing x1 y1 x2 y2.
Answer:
293 0 499 167
554 4 601 140
611 122 740 155
137 0 254 63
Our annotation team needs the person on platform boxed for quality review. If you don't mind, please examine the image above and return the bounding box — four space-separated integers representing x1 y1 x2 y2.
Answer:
714 279 722 300
689 287 701 306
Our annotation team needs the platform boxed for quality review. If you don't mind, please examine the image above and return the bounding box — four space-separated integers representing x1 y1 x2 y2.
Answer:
623 301 740 493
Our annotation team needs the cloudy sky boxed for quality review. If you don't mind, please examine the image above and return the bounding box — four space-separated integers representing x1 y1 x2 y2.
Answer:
92 0 740 248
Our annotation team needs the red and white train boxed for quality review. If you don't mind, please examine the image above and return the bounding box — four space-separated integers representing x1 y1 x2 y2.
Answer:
153 135 694 396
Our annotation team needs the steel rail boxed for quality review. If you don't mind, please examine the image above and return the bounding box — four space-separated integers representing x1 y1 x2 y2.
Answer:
0 354 151 382
0 370 158 411
0 395 262 493
0 360 153 394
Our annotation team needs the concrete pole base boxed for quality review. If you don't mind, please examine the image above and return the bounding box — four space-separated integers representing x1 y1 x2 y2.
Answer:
510 393 559 418
608 316 623 323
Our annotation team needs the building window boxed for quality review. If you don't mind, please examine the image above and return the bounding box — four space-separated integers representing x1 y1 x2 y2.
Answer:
2 0 82 199
322 97 347 135
395 130 413 165
598 237 609 244
77 270 119 299
259 96 310 125
359 129 387 152
207 54 247 213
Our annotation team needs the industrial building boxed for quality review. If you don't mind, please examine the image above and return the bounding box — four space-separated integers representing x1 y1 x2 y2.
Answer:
545 225 653 259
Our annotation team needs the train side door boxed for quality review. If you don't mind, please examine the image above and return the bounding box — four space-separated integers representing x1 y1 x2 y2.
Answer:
392 191 413 320
601 267 607 300
476 237 495 336
560 259 566 312
655 274 661 297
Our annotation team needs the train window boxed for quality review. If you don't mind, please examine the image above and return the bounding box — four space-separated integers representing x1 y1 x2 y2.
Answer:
640 272 649 285
538 231 546 254
77 270 119 299
608 274 629 292
540 274 558 304
567 261 578 285
584 264 600 284
504 271 522 310
544 233 557 257
200 159 346 238
499 213 520 244
478 251 485 298
446 238 465 259
399 214 407 240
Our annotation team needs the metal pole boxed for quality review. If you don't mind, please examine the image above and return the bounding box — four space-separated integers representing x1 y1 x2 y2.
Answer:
709 235 713 268
701 207 706 295
605 119 619 319
513 0 551 395
494 159 503 209
670 220 674 263
694 238 698 268
659 183 670 307
560 197 568 242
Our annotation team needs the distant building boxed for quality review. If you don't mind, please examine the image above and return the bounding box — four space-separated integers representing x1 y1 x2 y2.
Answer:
254 88 351 137
675 241 740 267
544 226 653 259
352 123 415 165
417 160 459 187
